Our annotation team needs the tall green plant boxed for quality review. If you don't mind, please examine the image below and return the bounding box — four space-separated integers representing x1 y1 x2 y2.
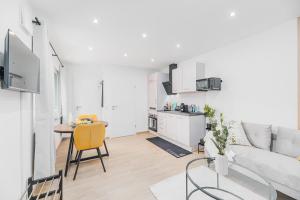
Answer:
210 113 231 156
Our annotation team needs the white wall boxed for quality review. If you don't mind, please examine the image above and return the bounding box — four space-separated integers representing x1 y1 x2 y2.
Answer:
66 65 150 137
172 19 298 128
0 0 34 199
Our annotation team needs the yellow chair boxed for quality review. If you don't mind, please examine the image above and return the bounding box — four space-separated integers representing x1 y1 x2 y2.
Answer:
73 122 106 180
77 114 98 124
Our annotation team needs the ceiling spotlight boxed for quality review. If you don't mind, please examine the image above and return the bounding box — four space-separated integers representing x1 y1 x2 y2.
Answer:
229 12 236 17
176 44 181 48
124 53 128 57
151 58 155 62
88 46 93 51
142 33 147 38
93 18 99 24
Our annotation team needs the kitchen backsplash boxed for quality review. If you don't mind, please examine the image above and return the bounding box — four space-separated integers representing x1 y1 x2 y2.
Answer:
165 92 206 111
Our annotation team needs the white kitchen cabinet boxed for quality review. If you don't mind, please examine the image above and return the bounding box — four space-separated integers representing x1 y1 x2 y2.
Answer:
157 112 166 135
157 112 206 151
148 78 157 109
177 62 205 93
172 68 181 93
177 116 190 146
181 64 196 92
166 114 178 141
148 73 168 110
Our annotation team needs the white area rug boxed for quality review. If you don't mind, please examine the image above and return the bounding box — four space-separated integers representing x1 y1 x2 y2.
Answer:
150 166 268 200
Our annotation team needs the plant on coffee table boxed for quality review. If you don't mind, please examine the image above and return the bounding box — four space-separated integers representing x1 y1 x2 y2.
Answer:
211 113 230 155
210 113 232 175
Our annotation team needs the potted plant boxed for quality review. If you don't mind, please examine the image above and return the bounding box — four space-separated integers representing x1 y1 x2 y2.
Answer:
210 113 231 175
204 104 216 130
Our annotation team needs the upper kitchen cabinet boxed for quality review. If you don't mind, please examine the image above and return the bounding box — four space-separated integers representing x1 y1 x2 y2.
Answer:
148 72 168 110
178 62 205 93
172 68 181 93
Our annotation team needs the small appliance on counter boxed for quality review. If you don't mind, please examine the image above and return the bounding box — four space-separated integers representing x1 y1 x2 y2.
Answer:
180 103 189 113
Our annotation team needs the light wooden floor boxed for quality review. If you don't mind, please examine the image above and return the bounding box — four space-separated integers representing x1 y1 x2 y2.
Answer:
55 132 200 200
55 132 293 200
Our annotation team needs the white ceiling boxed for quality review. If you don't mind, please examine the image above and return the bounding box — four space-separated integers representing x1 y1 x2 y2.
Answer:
28 0 300 69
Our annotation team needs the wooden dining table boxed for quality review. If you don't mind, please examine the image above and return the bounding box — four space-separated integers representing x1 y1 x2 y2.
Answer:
54 121 109 177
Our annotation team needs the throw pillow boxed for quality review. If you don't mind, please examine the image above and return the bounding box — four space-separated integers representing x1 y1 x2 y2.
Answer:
297 156 300 161
241 122 272 150
228 121 252 146
275 127 300 157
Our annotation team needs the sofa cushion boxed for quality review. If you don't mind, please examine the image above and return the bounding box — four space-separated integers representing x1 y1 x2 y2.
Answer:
228 121 252 146
275 127 300 158
229 145 300 192
242 122 272 150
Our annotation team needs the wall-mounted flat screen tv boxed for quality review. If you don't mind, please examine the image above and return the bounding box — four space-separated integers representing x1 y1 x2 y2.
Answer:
2 30 40 93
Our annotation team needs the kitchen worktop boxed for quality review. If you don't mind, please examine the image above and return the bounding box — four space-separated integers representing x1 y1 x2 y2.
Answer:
157 110 205 116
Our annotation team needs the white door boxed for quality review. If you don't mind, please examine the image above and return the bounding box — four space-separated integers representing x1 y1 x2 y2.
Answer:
102 68 137 138
71 67 103 119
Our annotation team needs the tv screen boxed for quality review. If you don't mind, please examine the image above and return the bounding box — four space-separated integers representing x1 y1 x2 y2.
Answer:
3 30 40 93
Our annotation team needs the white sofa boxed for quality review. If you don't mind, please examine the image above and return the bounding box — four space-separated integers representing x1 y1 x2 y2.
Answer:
204 123 300 199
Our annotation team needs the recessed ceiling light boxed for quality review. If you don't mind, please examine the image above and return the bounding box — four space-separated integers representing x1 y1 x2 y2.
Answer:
142 33 147 38
88 46 93 51
93 18 99 24
229 12 236 17
176 44 181 48
124 53 128 57
151 58 155 62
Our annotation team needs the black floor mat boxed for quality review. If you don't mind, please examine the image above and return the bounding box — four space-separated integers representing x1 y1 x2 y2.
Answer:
146 137 191 158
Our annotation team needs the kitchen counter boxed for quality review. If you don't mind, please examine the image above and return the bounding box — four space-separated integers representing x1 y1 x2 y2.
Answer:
157 110 205 116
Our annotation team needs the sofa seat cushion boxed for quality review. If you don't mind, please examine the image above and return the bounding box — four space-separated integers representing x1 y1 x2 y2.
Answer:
229 145 300 192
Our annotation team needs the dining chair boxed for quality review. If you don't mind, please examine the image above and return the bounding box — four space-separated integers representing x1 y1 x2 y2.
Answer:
73 122 106 180
77 114 98 122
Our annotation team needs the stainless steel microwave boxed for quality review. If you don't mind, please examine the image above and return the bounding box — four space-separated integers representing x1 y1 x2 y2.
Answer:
196 77 222 91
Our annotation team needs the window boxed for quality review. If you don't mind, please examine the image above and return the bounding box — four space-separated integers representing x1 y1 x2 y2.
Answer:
54 70 61 118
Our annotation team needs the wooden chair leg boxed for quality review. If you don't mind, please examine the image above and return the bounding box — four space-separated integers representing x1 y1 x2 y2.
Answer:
96 148 106 172
73 151 82 180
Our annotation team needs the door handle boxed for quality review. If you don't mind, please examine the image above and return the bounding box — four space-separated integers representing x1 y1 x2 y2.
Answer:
76 106 82 111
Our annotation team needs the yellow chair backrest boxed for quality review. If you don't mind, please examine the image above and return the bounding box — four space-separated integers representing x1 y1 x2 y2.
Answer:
73 122 106 151
78 114 98 122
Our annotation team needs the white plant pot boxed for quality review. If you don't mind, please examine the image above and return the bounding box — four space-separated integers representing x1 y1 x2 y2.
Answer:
214 154 228 176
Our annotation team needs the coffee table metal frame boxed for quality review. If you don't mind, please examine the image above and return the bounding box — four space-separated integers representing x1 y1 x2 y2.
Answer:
185 157 277 200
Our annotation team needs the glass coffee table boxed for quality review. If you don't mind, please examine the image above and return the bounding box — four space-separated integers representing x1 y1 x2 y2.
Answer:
186 158 277 200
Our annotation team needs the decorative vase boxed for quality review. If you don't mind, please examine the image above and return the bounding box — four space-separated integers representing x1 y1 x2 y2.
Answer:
214 154 228 176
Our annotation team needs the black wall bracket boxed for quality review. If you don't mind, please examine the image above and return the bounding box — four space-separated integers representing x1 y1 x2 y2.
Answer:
32 17 41 26
0 52 4 81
